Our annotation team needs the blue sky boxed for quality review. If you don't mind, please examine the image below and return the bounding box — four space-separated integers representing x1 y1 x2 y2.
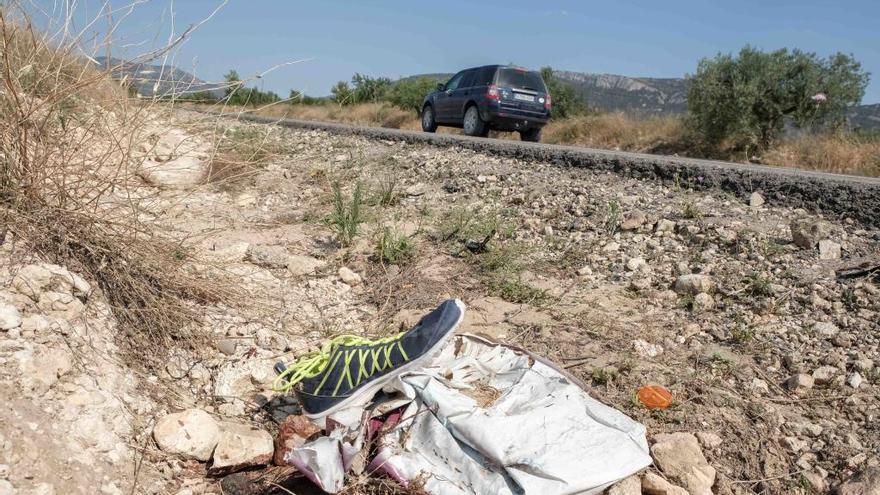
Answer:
48 0 880 102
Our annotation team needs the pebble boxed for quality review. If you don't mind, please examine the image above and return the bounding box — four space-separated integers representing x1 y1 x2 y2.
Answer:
749 192 764 207
338 267 362 286
152 409 220 461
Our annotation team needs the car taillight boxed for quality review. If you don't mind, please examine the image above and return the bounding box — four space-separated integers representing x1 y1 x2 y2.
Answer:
487 84 500 101
544 93 552 110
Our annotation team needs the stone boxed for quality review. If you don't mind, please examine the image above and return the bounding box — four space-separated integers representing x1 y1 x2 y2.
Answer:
602 242 620 253
626 257 647 272
785 373 814 393
287 255 326 277
576 266 593 277
274 415 322 465
216 339 237 356
696 432 723 449
338 267 362 286
633 339 663 358
36 291 85 319
749 192 764 207
803 472 827 493
674 274 714 295
607 475 641 495
837 467 880 495
153 409 220 461
655 219 676 233
0 480 13 495
847 372 863 389
15 345 72 394
209 423 274 475
813 322 840 338
692 292 714 311
819 240 842 260
641 471 689 495
0 464 8 478
0 303 21 330
651 432 716 495
790 219 831 249
620 210 647 231
812 366 838 385
245 245 290 269
11 263 91 301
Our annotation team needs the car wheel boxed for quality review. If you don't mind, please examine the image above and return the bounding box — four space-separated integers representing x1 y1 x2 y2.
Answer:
421 105 438 133
520 127 542 143
463 105 487 137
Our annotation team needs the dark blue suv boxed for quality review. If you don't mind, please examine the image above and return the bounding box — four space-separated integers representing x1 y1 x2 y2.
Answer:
421 65 551 142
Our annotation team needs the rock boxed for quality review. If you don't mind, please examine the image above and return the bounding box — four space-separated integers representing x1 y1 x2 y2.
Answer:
791 219 831 249
0 480 13 495
209 423 274 475
607 475 641 495
837 467 880 495
36 291 85 319
287 255 326 277
651 432 716 495
153 409 220 461
696 432 723 450
31 483 54 495
626 257 647 272
813 322 840 338
812 366 838 385
692 292 714 311
847 372 863 389
655 219 676 233
674 274 714 295
0 463 8 478
274 415 322 465
11 263 90 301
405 183 426 196
819 240 842 260
245 245 290 269
576 266 593 277
15 345 72 394
620 210 647 231
0 303 21 330
749 192 764 207
633 339 663 358
338 267 362 286
602 242 620 253
213 359 274 399
785 373 815 393
641 471 689 495
803 472 827 493
216 339 237 356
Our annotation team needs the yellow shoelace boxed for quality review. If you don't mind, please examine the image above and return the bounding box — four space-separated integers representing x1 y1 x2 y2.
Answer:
273 332 407 393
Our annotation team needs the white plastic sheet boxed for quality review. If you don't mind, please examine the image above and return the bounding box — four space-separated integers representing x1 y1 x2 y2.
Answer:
284 335 651 494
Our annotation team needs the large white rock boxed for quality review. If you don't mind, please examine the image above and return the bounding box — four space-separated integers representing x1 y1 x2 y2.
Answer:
0 303 21 330
11 264 91 301
650 432 716 495
153 409 220 461
673 274 714 295
288 255 327 277
138 128 210 188
209 423 274 474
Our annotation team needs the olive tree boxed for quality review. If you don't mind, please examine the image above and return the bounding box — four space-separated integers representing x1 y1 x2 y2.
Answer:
687 46 869 151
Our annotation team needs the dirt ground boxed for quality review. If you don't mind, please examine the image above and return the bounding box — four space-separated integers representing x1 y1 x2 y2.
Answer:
1 111 878 495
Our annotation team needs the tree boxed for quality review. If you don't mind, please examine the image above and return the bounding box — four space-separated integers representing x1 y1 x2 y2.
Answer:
687 46 869 151
331 81 354 105
222 69 281 106
223 70 242 98
384 77 437 113
540 67 587 119
350 73 392 104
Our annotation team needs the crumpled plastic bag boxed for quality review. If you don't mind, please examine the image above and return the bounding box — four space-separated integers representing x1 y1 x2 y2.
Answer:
283 334 651 494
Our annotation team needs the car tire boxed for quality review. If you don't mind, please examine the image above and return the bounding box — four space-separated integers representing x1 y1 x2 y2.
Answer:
463 105 488 137
421 105 438 133
520 127 542 143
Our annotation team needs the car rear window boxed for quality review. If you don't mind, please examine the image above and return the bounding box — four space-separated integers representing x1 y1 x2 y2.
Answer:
496 68 546 92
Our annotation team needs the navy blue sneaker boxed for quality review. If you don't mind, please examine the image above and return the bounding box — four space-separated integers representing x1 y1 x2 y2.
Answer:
274 299 465 419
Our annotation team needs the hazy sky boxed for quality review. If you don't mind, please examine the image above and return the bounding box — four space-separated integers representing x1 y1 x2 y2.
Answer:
45 0 880 102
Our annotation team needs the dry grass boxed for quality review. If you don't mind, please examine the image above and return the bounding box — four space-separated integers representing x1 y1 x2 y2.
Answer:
214 102 880 177
0 5 234 364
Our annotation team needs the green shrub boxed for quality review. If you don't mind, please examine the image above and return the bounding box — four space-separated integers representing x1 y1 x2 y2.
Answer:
375 227 415 265
385 77 438 113
329 182 364 247
687 46 868 152
540 67 588 119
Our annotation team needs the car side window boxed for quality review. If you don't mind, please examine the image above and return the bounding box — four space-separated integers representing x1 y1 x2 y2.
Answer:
459 70 476 89
445 72 465 91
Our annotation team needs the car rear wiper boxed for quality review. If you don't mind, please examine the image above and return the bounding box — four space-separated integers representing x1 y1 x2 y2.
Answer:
520 86 537 91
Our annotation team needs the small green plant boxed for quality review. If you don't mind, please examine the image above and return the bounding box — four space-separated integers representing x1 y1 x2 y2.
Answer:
590 367 619 386
744 272 773 298
682 200 703 219
603 199 621 235
374 175 400 207
679 293 696 311
494 278 549 305
731 324 755 343
375 227 415 265
329 181 364 247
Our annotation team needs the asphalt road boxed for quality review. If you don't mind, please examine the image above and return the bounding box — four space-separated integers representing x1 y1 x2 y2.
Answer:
229 113 880 229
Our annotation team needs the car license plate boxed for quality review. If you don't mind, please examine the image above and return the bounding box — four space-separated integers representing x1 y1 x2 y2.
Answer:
514 93 535 102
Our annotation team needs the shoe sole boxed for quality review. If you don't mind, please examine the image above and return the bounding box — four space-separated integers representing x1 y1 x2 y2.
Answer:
303 299 466 421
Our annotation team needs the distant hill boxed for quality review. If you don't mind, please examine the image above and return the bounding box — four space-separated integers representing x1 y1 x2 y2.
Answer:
407 69 878 129
93 56 224 98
